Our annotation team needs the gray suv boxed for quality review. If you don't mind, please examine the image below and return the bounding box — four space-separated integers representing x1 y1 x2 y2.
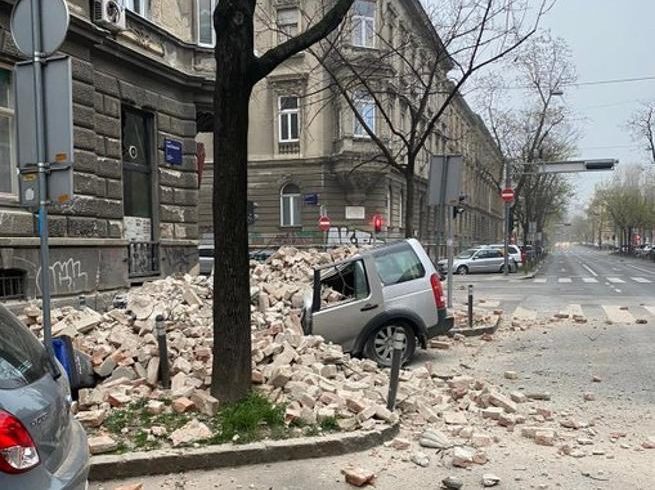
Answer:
438 247 515 275
0 304 89 489
302 239 454 366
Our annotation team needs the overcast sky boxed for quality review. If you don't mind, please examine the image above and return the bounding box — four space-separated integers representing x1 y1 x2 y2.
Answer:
537 0 655 212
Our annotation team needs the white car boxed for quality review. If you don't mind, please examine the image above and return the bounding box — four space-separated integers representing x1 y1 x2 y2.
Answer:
487 244 522 267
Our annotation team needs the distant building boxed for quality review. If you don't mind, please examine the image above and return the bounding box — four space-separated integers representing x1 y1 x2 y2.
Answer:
0 0 216 306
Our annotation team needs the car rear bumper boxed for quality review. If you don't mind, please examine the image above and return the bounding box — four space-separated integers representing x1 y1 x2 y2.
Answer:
426 309 455 338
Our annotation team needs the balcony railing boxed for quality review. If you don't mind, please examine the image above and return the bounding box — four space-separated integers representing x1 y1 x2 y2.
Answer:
128 241 160 278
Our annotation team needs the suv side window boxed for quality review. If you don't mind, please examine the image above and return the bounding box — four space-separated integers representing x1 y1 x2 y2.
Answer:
373 244 425 286
319 259 370 307
0 308 49 390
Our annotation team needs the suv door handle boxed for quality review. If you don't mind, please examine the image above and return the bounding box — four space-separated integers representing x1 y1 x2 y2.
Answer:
361 303 379 312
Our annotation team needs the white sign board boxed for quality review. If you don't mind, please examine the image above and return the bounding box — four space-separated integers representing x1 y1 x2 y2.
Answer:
124 217 152 242
345 206 365 220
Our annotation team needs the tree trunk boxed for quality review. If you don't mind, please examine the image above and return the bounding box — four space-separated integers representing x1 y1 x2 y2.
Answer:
211 2 256 403
404 165 416 239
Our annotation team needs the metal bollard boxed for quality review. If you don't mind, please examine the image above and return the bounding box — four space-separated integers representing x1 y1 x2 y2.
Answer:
468 285 474 329
386 331 405 411
78 295 86 311
155 314 170 389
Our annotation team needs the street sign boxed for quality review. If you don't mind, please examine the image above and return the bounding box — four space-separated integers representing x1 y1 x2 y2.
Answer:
318 216 331 232
11 0 69 57
164 139 183 165
303 193 319 206
501 188 514 202
428 155 463 206
15 56 74 168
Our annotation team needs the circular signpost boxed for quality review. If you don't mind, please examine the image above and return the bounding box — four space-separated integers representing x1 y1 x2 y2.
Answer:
318 216 331 232
501 188 515 203
11 0 70 57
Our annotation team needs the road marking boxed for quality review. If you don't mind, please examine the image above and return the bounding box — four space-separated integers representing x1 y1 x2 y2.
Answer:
631 277 652 283
626 264 655 275
558 277 572 283
560 268 567 272
512 306 537 321
533 278 547 283
606 277 625 284
582 277 598 283
581 263 598 277
602 305 635 324
644 306 655 317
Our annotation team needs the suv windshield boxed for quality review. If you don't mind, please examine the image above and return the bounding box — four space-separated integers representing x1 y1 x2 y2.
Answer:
373 243 425 285
0 307 49 390
457 249 478 259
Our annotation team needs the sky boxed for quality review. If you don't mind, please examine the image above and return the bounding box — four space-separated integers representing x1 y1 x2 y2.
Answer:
536 0 655 212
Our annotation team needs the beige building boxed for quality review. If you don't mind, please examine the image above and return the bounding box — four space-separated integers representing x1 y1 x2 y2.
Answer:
197 0 504 256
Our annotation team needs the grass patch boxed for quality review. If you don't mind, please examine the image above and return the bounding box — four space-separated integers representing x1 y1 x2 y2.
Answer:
320 416 339 432
211 392 285 444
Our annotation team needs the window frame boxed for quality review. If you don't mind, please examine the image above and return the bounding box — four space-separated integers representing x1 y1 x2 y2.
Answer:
280 183 302 227
125 0 150 18
0 66 15 199
277 7 300 44
353 92 375 137
352 0 376 48
196 0 217 47
372 242 426 286
278 96 300 143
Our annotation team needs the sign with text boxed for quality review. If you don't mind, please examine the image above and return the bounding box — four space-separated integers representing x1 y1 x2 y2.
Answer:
428 155 463 206
164 139 183 166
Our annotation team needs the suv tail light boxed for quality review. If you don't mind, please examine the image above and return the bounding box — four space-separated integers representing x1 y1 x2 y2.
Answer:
430 273 446 310
0 410 40 474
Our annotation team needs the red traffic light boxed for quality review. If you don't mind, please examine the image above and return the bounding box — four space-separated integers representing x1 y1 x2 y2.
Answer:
373 214 383 233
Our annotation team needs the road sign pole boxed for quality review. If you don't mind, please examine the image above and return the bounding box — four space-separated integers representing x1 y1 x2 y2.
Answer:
30 0 54 354
503 162 511 276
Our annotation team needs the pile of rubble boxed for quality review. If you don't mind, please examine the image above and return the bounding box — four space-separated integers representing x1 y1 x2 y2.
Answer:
19 245 559 459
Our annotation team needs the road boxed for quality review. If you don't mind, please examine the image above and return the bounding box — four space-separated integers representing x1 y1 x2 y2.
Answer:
452 245 655 324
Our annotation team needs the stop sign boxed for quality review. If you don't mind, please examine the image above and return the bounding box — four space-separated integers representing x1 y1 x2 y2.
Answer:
318 215 331 232
501 188 514 202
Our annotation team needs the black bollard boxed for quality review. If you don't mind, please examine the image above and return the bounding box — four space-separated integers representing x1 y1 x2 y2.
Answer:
386 331 405 411
155 314 170 389
468 284 474 329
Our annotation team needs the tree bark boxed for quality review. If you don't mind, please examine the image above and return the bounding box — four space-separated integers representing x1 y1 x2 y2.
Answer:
404 163 416 239
211 0 256 403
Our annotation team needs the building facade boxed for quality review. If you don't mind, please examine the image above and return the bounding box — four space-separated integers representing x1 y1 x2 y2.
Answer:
0 0 216 307
220 0 505 256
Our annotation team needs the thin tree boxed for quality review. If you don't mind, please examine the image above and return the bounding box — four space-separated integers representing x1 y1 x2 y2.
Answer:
627 101 655 165
212 0 356 402
304 0 553 238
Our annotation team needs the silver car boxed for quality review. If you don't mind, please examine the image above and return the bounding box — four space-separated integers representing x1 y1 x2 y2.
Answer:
438 248 515 275
0 305 89 489
302 239 454 366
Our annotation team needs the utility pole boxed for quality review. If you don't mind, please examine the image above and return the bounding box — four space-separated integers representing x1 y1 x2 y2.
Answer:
446 203 454 308
503 161 511 276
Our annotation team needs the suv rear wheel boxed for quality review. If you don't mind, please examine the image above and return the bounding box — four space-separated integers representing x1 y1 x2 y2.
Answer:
456 265 468 275
364 324 416 367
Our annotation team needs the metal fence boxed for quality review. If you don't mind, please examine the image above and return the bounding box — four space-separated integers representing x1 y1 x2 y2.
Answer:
128 241 160 278
0 269 26 300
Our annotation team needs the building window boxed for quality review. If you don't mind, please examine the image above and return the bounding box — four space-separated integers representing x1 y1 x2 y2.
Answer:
277 7 299 43
0 69 14 196
280 184 302 227
122 108 153 220
0 269 25 300
197 0 216 47
278 96 299 142
352 0 376 48
353 92 375 137
126 0 150 17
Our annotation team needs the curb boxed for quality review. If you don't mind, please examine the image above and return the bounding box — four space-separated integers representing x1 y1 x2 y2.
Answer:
447 314 501 337
89 422 399 481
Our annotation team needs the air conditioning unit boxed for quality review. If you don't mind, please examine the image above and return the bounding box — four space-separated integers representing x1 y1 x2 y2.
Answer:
93 0 126 32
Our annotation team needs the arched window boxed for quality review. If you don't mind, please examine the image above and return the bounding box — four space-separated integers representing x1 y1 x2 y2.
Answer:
280 183 301 227
353 91 376 137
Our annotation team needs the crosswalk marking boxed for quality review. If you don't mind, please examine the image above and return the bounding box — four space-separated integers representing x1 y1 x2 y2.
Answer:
601 305 635 324
558 278 572 283
606 277 625 284
512 306 537 321
644 306 655 317
533 278 547 283
631 277 652 283
582 277 599 283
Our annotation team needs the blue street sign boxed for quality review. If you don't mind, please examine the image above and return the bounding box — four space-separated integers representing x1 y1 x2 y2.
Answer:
304 193 319 206
164 138 183 166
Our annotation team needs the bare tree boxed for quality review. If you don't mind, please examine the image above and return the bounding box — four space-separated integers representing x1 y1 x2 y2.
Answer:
300 0 553 238
478 32 578 243
627 101 655 165
212 0 356 402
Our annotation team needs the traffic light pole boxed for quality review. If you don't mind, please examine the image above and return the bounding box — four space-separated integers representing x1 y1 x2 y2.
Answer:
446 206 454 308
503 162 511 276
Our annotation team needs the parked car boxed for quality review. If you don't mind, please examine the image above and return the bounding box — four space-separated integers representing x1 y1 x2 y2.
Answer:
198 245 276 275
301 239 454 367
487 244 522 267
634 244 652 257
0 304 89 489
437 248 515 275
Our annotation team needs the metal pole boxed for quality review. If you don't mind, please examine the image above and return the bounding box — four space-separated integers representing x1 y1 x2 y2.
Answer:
155 315 170 389
468 284 473 328
503 161 511 276
447 207 454 308
29 0 54 355
386 331 404 411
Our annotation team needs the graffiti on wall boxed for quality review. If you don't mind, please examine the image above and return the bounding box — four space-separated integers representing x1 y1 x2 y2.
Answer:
36 258 89 295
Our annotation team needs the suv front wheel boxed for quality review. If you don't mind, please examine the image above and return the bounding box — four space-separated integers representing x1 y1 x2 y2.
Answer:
364 324 416 367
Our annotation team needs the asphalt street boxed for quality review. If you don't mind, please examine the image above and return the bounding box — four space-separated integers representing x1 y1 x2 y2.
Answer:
452 245 655 324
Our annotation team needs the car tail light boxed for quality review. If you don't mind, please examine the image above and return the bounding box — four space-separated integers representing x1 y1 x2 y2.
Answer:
0 410 40 474
430 273 446 310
